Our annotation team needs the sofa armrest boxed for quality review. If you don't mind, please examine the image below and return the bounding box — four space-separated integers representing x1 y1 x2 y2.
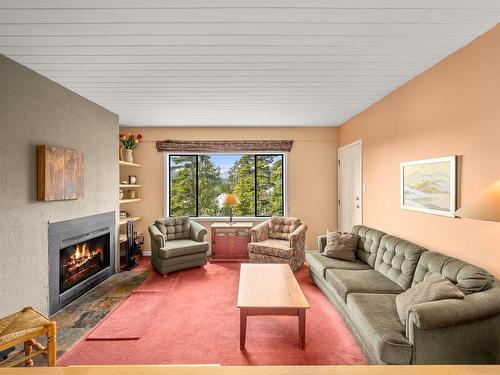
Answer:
317 235 326 253
289 223 307 255
407 282 500 330
190 221 207 242
250 221 269 242
406 283 500 364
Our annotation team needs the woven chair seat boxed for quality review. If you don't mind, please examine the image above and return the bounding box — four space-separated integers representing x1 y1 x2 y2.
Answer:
0 309 50 346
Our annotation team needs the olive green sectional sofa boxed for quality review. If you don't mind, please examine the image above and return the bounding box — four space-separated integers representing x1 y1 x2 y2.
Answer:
305 225 500 364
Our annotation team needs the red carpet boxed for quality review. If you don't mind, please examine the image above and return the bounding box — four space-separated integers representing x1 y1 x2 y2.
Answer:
86 291 166 341
58 262 367 366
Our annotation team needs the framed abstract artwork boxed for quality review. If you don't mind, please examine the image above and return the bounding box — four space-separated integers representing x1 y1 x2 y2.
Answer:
400 156 457 217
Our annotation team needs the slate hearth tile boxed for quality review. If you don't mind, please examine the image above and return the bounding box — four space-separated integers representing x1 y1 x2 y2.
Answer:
71 311 109 328
52 309 82 327
28 270 151 366
91 296 122 310
56 327 88 351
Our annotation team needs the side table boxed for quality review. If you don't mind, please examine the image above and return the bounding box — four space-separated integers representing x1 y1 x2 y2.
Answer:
210 222 253 262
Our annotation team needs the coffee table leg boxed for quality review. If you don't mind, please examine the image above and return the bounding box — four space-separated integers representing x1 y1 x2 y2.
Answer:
299 308 306 350
240 308 247 350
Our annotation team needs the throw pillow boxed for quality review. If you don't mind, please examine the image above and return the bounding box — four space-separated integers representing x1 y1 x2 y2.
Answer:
322 229 359 262
396 273 465 325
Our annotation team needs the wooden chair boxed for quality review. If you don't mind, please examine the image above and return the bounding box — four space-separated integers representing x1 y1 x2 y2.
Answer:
0 307 57 367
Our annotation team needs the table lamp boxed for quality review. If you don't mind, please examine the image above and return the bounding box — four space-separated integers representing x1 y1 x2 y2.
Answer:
223 192 241 224
455 179 500 221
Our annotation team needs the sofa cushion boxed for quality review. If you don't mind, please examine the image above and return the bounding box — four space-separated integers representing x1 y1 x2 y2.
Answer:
248 239 293 259
268 216 301 240
374 234 426 290
159 239 209 259
352 225 386 267
396 273 465 325
323 230 359 262
412 251 495 295
306 251 371 277
325 269 404 302
347 293 412 364
155 217 190 240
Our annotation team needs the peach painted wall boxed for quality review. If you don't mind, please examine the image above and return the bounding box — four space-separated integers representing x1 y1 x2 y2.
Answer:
119 127 338 252
338 25 500 277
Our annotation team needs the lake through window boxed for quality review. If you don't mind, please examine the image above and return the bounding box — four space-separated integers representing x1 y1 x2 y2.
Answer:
168 154 284 218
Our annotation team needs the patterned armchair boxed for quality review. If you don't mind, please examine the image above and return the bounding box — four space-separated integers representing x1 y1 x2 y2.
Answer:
247 216 308 271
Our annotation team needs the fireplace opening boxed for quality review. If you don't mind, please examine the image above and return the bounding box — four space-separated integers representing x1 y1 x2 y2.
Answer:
59 233 110 294
49 212 115 314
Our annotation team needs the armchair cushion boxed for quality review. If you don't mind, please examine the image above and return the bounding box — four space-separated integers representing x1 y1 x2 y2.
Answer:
269 216 301 240
248 239 293 259
159 239 209 259
155 217 190 240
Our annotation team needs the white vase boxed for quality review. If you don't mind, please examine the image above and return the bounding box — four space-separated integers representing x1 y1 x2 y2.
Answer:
124 149 134 163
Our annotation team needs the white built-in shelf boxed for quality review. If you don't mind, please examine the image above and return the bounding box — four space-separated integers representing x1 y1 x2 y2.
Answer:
119 160 142 168
119 198 142 204
119 234 127 243
119 184 142 188
119 216 143 226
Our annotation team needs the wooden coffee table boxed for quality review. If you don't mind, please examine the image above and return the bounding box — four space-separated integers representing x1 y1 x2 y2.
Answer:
237 263 309 350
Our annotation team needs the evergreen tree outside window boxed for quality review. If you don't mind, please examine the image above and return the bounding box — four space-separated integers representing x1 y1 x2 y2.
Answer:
168 154 284 218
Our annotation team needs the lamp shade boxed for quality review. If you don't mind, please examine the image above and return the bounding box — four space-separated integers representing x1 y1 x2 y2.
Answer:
223 192 240 206
455 179 500 222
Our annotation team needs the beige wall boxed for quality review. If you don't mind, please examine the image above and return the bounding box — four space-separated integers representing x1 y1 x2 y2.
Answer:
338 25 500 277
119 127 338 252
0 55 119 316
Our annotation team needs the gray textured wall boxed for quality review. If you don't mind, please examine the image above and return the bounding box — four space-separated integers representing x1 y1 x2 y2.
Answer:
0 55 119 316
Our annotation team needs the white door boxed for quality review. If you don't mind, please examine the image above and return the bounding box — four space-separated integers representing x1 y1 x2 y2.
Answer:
338 140 363 232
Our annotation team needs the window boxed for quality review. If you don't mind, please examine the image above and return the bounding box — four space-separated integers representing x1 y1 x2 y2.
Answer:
167 154 285 218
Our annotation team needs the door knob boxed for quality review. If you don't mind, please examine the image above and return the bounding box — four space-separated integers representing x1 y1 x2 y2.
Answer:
353 204 360 209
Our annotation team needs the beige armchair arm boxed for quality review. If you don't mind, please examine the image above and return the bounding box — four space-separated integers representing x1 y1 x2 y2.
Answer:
250 221 269 242
289 223 307 256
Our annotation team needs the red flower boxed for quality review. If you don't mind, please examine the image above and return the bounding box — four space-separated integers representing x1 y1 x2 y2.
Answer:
137 134 143 141
119 133 124 138
130 134 135 140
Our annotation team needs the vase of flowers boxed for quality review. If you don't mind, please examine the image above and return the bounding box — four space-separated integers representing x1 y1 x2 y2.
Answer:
120 133 142 163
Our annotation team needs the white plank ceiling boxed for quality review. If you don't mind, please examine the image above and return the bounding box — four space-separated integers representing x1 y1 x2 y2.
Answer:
0 1 498 126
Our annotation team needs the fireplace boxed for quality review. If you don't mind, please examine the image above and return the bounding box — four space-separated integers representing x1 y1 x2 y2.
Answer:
60 233 110 294
49 212 115 314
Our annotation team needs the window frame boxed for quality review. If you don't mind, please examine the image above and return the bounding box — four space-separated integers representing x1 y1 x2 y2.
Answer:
164 151 288 221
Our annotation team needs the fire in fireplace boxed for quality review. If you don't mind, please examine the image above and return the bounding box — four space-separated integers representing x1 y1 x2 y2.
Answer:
59 234 110 294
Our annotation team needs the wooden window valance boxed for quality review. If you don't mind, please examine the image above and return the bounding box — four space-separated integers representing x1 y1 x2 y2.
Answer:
155 139 293 153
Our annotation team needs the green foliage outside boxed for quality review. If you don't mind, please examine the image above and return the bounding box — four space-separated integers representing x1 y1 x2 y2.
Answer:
257 156 283 216
229 155 255 216
169 154 283 217
169 155 197 216
198 155 224 216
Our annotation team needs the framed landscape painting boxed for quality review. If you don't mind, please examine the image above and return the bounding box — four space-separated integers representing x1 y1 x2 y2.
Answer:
400 156 457 217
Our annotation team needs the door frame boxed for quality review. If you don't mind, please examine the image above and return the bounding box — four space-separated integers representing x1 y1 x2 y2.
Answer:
337 139 363 230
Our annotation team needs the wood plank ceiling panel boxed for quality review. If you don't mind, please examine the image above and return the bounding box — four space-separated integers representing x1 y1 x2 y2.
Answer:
0 0 497 126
